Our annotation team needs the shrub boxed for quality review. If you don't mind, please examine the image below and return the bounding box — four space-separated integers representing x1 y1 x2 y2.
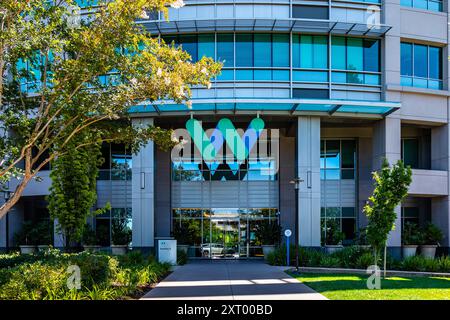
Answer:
421 223 443 246
437 256 450 272
118 250 145 266
355 252 374 269
319 256 341 268
177 249 188 265
330 246 367 268
254 220 282 245
68 252 118 288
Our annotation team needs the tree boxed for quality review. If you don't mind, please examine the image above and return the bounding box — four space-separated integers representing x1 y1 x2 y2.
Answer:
363 158 412 276
46 137 105 248
0 0 221 219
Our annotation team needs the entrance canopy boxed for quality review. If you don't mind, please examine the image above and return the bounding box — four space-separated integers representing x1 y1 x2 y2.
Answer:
129 98 401 118
139 18 391 37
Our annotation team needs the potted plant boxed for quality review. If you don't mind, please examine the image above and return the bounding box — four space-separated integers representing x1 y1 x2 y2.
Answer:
402 222 422 258
323 219 345 254
254 220 282 259
420 223 443 259
14 221 39 254
82 224 101 252
173 223 191 254
355 227 371 250
111 219 131 255
35 221 53 252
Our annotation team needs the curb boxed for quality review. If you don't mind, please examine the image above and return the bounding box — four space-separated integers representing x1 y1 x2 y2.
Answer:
284 267 450 278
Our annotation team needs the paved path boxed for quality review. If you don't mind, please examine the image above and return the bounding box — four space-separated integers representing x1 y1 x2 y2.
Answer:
142 260 327 300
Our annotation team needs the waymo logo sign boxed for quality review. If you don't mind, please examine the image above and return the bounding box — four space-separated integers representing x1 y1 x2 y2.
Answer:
171 117 279 174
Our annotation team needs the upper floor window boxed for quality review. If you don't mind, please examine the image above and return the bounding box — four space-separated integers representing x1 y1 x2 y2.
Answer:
401 138 419 169
331 37 380 86
292 5 329 20
400 0 443 12
401 42 442 90
320 139 356 180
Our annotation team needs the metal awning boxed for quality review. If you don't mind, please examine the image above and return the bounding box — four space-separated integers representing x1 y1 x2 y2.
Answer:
138 18 391 37
129 98 400 118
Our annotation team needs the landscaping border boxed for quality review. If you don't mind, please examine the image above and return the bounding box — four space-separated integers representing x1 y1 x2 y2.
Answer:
285 266 450 278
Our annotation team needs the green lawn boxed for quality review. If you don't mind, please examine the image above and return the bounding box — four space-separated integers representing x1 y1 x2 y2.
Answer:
290 272 450 300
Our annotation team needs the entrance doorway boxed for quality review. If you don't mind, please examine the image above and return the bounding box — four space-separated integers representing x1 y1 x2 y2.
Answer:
203 219 242 259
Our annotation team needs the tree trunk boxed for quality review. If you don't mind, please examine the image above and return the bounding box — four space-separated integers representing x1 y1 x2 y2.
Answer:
0 176 32 220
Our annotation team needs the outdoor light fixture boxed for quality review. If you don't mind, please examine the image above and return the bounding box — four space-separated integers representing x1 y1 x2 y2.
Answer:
289 177 304 272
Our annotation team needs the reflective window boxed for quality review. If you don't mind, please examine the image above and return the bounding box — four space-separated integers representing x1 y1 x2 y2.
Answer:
98 143 132 180
236 34 253 67
293 35 328 69
400 0 443 12
401 42 442 90
217 34 234 67
292 5 329 19
321 139 356 180
95 208 132 247
321 207 356 244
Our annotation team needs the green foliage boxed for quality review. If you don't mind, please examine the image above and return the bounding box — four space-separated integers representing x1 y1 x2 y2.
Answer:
321 219 345 245
254 220 282 245
355 252 375 269
0 0 222 219
173 221 198 245
13 221 40 245
402 222 423 245
47 140 105 248
422 223 443 246
363 159 412 257
399 255 450 273
81 224 98 246
0 249 170 300
111 219 132 245
177 249 188 265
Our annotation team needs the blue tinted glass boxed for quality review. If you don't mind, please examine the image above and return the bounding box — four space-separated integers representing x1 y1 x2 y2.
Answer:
293 71 328 82
272 34 289 67
428 79 442 89
331 37 346 70
272 70 289 81
325 140 340 169
235 69 253 80
198 34 215 60
331 72 347 83
401 42 413 76
325 169 340 180
364 39 379 72
400 0 413 6
401 76 413 86
364 74 380 85
179 34 198 62
413 77 428 88
292 34 301 68
429 46 442 80
300 35 313 68
217 34 234 67
414 0 428 9
347 73 363 84
254 69 272 80
254 34 271 67
315 36 328 68
236 34 253 67
414 44 427 78
347 38 363 71
428 1 442 12
217 69 234 81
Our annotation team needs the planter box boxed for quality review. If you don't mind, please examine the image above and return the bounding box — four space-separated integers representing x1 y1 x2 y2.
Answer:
111 245 128 255
402 245 418 258
19 245 37 254
325 245 344 254
177 245 189 254
37 245 51 252
83 245 102 253
420 245 438 259
261 245 276 259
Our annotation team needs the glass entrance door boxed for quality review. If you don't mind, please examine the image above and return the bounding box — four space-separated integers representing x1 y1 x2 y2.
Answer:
207 219 241 258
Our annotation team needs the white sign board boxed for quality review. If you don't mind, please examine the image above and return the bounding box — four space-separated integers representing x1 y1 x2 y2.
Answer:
158 239 177 265
284 229 292 238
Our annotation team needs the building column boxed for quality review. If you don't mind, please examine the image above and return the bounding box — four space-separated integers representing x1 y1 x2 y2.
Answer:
131 118 155 249
0 201 6 249
372 117 402 247
297 116 321 247
431 124 450 250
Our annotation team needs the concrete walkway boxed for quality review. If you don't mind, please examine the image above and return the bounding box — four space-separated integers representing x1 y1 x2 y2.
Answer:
142 260 327 300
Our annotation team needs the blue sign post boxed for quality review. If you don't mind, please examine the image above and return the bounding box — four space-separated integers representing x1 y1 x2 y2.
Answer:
284 229 292 266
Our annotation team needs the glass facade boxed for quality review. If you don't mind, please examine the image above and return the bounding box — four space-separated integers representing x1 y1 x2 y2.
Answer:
96 208 132 247
162 33 380 86
320 139 357 244
401 207 419 231
98 143 132 180
172 208 279 258
401 42 443 90
400 0 443 12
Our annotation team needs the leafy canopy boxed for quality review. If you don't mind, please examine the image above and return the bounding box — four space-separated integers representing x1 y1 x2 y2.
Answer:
0 0 222 219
